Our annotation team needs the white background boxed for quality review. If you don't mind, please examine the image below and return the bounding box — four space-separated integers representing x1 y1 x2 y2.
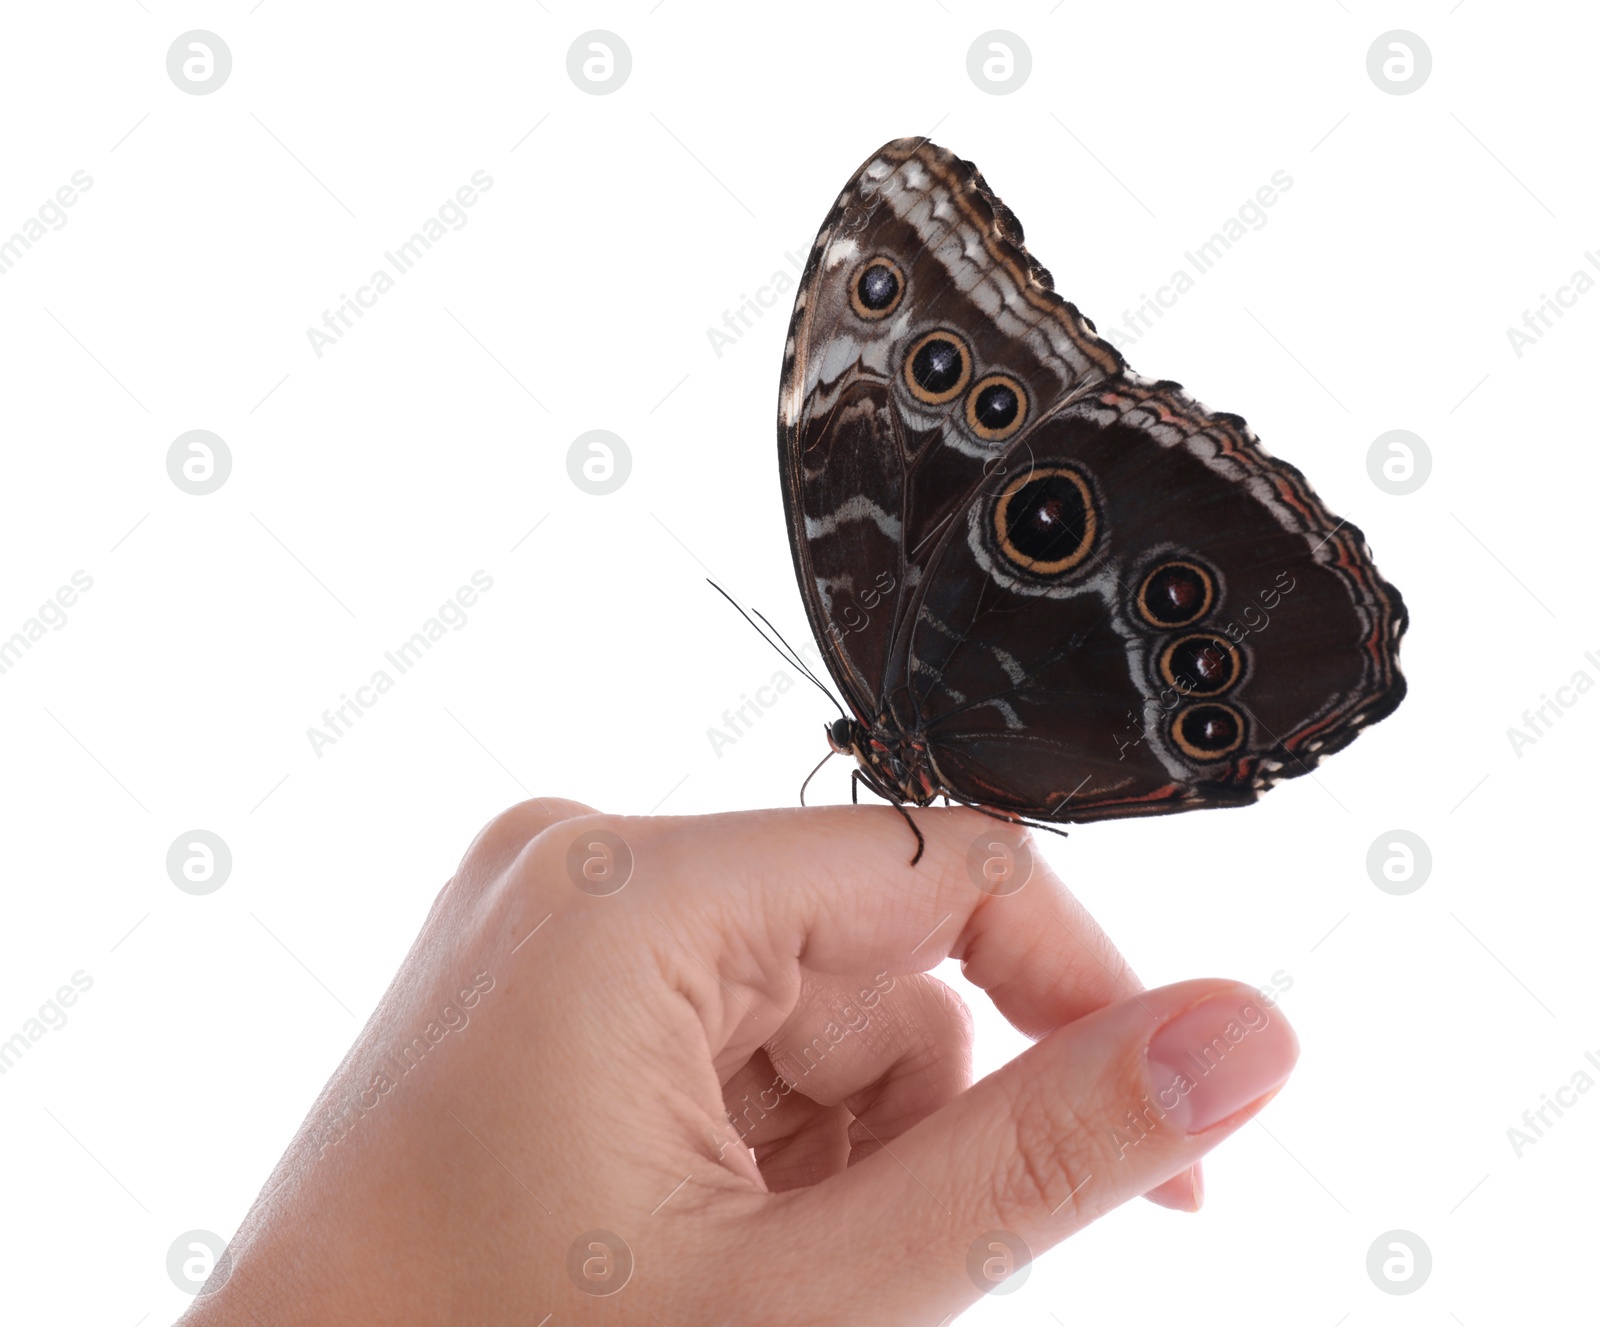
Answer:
0 3 1594 1323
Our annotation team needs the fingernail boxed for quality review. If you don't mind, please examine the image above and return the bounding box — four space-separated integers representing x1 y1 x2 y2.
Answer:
1146 989 1299 1134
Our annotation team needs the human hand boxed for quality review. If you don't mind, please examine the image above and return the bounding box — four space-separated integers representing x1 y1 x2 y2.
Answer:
179 799 1298 1325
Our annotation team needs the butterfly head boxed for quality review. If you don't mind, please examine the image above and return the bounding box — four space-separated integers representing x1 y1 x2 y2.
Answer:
825 716 859 756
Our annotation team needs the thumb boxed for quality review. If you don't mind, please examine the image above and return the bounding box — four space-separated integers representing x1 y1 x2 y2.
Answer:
781 978 1297 1320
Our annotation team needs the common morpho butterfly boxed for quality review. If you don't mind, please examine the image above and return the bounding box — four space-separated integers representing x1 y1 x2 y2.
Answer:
774 138 1407 861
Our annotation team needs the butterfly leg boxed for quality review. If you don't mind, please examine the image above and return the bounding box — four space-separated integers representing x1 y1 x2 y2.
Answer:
953 797 1073 843
893 801 926 866
848 769 923 862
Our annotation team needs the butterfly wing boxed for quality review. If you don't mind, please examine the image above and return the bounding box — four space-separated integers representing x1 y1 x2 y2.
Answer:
776 137 1122 719
779 138 1406 818
907 377 1407 819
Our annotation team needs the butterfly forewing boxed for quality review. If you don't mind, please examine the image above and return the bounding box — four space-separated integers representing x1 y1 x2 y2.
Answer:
778 138 1120 716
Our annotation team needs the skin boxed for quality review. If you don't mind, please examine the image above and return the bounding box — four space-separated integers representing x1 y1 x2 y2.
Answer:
178 798 1299 1325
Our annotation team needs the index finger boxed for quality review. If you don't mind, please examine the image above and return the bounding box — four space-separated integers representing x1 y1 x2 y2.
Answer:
541 802 1145 1042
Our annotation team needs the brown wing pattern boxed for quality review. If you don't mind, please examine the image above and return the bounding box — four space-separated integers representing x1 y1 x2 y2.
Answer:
907 378 1407 819
777 137 1122 716
778 137 1407 822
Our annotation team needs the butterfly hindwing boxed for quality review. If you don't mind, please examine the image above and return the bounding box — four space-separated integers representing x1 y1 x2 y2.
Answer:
907 378 1407 818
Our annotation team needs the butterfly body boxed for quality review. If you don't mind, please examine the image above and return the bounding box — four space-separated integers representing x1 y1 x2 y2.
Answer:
779 139 1407 843
827 715 941 808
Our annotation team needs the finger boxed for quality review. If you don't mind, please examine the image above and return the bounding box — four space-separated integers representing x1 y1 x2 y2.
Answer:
732 972 1202 1204
955 820 1146 1039
545 804 1143 1046
534 805 1181 1210
768 972 972 1164
772 979 1298 1321
720 1049 849 1193
762 971 973 1168
716 970 972 1191
951 826 1204 1212
1146 1162 1204 1213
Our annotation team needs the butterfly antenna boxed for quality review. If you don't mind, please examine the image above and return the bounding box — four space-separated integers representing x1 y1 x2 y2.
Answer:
705 580 846 718
750 606 840 702
705 579 820 685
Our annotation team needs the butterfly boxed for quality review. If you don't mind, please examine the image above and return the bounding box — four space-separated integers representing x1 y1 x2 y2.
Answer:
774 138 1407 860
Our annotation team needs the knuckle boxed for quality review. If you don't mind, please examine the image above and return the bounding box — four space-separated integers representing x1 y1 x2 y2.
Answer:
923 974 976 1047
516 812 649 899
457 796 595 883
941 976 977 1032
